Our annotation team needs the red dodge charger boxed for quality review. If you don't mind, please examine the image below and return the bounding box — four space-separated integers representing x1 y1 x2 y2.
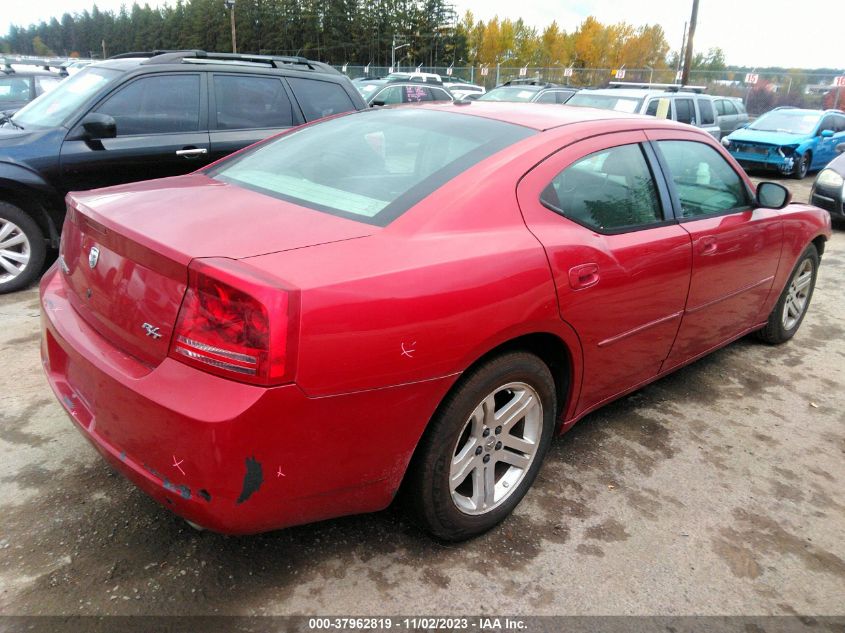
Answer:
40 102 831 540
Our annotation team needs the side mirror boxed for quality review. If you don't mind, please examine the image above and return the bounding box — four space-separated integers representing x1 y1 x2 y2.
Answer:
79 113 116 139
836 142 845 154
820 129 834 138
756 181 791 209
371 100 386 107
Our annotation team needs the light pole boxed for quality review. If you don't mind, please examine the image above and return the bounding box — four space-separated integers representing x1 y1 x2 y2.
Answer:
391 35 409 72
223 0 237 54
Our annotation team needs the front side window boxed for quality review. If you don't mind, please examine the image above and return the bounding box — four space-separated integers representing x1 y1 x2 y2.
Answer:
95 74 200 136
657 140 748 217
722 100 738 116
535 91 557 104
209 108 535 226
645 98 672 119
373 86 403 105
0 76 30 103
540 143 663 232
715 100 726 116
429 88 452 102
213 75 294 130
286 78 357 121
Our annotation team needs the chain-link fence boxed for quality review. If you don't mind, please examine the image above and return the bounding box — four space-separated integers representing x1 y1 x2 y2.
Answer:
336 65 845 115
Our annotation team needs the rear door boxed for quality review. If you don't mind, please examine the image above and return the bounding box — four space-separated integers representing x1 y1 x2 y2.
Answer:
60 72 210 191
517 131 692 413
286 76 359 121
648 131 783 370
207 73 302 163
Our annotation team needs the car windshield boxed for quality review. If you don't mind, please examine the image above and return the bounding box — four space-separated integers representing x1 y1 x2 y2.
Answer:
749 110 821 135
478 87 541 102
567 93 643 113
10 66 121 129
209 108 535 226
356 83 383 99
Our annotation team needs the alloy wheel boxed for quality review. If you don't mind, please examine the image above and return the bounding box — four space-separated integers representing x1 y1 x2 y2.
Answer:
449 381 542 515
0 218 31 284
782 258 814 330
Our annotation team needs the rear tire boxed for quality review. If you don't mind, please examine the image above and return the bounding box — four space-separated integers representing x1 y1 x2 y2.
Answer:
0 201 46 294
755 245 819 344
407 352 556 541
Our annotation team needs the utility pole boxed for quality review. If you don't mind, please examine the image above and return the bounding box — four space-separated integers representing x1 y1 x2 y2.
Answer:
224 0 237 54
676 21 687 77
681 0 699 86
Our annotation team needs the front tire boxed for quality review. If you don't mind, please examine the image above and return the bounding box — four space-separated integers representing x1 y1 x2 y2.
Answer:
407 352 556 541
792 151 810 179
0 201 46 294
756 244 819 344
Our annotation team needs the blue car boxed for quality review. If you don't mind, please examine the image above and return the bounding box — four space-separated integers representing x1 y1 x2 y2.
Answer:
722 107 845 179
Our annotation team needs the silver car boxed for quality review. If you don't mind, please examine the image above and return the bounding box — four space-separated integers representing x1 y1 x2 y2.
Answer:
568 85 722 139
714 97 750 136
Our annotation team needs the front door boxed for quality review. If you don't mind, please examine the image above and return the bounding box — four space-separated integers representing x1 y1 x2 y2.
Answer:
517 131 692 414
60 73 211 192
647 132 783 370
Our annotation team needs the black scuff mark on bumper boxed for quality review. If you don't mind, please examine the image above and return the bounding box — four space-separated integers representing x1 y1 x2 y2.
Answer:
236 457 263 504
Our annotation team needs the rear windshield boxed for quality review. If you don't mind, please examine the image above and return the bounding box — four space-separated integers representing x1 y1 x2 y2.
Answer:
478 86 542 102
209 108 535 226
567 93 643 113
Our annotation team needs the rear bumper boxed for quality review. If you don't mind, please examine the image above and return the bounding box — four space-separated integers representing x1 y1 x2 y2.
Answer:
40 266 454 534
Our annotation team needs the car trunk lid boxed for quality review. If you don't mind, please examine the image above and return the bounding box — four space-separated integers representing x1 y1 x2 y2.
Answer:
59 173 373 366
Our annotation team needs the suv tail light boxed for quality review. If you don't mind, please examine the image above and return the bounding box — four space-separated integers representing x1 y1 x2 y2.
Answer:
170 258 297 386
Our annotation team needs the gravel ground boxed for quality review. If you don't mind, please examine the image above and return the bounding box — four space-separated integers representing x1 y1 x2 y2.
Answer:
1 175 843 617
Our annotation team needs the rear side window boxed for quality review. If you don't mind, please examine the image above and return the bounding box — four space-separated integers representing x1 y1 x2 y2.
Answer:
96 74 200 135
645 98 672 119
723 100 738 116
675 98 695 125
698 98 715 125
715 100 726 116
540 144 663 232
210 108 534 226
403 85 432 102
213 75 295 130
287 78 356 121
657 140 748 217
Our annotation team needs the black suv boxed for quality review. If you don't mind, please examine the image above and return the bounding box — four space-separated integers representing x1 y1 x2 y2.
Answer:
0 50 366 292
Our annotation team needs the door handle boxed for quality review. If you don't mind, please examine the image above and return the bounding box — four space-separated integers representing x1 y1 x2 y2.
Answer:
568 263 600 290
699 235 718 255
176 148 208 158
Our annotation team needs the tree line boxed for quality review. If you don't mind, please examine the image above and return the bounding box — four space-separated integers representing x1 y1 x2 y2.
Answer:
1 0 729 71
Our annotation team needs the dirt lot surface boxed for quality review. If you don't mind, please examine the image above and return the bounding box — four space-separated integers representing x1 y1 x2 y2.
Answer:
1 175 843 616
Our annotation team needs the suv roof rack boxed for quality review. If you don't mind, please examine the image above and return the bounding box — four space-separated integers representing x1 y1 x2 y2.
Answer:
108 50 338 74
501 79 558 87
0 56 70 75
608 81 707 93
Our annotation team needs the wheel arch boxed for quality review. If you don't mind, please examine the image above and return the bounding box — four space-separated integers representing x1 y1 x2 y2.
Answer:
396 330 578 501
0 175 62 247
811 234 826 258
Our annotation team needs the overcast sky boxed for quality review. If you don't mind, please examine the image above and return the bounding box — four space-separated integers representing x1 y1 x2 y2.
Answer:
1 0 841 69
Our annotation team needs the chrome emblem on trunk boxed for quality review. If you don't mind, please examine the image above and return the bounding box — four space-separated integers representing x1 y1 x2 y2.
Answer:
88 246 100 269
142 323 162 340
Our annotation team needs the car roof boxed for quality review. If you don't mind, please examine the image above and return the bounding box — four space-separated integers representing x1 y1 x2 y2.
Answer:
411 101 661 131
576 87 707 99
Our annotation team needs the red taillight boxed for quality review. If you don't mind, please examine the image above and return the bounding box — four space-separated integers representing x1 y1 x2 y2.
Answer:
170 259 297 385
